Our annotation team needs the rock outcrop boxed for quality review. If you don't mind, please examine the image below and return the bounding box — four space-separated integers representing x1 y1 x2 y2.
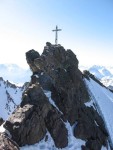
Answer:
26 42 89 124
1 42 108 149
4 81 68 148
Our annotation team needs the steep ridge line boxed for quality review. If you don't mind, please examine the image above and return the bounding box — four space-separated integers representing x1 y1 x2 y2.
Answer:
85 78 113 149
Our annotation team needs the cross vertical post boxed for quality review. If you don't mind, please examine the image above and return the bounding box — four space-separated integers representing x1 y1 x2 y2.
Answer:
52 25 62 45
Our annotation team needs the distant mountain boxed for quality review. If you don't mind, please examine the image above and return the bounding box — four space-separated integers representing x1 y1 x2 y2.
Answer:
0 64 32 85
79 65 113 89
0 77 27 120
88 65 113 79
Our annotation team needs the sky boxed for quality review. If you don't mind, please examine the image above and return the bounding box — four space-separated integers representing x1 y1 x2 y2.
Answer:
0 0 113 68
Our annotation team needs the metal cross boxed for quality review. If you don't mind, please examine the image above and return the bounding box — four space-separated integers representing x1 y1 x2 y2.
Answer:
52 25 62 45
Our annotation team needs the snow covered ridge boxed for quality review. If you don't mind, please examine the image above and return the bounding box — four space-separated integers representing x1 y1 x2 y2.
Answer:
85 78 113 149
0 77 26 120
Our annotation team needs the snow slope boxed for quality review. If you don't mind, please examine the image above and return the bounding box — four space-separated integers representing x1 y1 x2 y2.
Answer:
0 77 23 120
85 78 113 148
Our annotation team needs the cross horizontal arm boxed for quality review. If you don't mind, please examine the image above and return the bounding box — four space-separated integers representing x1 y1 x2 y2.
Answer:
57 29 62 31
52 29 62 32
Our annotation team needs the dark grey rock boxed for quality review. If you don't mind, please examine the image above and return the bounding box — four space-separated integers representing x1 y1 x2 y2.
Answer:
86 139 102 150
4 80 68 148
81 145 90 150
26 49 40 73
0 117 4 126
45 109 68 148
74 106 107 148
4 104 46 146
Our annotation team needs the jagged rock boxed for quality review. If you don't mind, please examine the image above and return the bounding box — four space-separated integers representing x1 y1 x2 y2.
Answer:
0 117 4 126
26 43 89 125
4 104 47 146
25 43 108 148
6 80 17 89
26 49 40 73
0 133 19 150
21 83 50 109
74 106 107 147
45 109 68 148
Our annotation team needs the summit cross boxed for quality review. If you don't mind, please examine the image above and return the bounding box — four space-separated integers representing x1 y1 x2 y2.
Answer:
52 25 62 45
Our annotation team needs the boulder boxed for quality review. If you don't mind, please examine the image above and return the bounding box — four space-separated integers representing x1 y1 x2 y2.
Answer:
45 109 68 148
4 104 46 146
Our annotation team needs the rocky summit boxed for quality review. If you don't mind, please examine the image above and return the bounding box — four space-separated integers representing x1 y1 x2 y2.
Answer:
1 42 108 150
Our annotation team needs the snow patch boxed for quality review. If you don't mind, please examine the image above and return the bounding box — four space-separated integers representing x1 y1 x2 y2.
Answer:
44 90 63 114
41 72 44 75
84 99 95 109
0 123 12 138
34 75 39 78
0 124 5 133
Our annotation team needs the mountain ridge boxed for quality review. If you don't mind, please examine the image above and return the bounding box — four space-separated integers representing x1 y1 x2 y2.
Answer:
0 42 109 150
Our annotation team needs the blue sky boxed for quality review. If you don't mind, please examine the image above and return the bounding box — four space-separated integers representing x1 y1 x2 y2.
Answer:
0 0 113 68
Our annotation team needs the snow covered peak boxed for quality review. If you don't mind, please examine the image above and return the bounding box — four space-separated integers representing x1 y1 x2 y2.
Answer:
79 65 113 88
88 65 113 79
